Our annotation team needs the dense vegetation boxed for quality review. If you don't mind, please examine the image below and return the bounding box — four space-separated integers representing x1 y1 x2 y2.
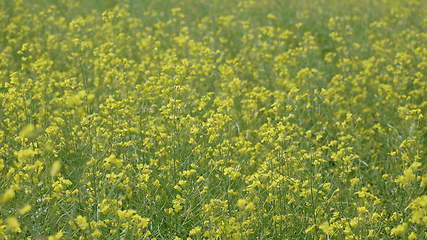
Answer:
1 0 427 239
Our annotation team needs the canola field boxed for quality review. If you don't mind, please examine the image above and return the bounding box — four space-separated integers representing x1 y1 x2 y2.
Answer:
1 0 427 239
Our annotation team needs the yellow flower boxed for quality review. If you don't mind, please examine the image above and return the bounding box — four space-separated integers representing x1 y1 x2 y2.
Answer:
50 161 62 177
15 148 37 162
103 154 123 168
189 226 201 235
408 195 427 226
396 168 417 187
48 230 65 240
75 215 89 230
408 232 417 240
304 224 316 234
19 124 36 138
357 207 368 215
237 199 247 210
18 204 32 215
421 174 427 188
139 217 150 228
319 221 334 235
6 217 21 233
1 188 15 204
91 229 102 238
246 202 255 211
390 223 408 236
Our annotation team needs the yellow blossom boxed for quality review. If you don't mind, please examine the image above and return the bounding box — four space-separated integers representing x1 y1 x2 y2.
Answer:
6 217 21 233
408 232 417 240
189 226 201 235
50 161 62 177
1 188 15 204
75 215 89 230
19 124 36 138
390 223 408 236
18 204 32 215
48 230 65 240
319 221 334 235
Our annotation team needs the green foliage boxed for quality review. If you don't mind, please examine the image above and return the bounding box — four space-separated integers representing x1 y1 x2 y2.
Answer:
0 0 427 239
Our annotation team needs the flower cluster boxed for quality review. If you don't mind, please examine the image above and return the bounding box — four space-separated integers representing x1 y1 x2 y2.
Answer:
0 0 426 239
